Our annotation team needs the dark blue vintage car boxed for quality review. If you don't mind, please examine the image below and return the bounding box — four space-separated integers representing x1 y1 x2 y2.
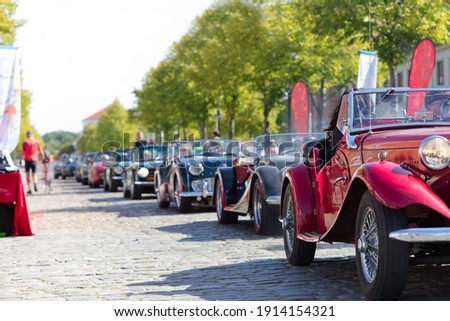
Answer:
104 148 130 192
123 144 168 199
214 133 323 235
154 139 239 212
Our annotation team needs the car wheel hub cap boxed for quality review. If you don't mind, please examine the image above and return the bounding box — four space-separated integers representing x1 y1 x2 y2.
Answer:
284 196 295 253
254 188 261 228
359 207 379 283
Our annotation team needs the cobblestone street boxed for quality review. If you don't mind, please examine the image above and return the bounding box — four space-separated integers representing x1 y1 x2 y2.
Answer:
1 178 450 301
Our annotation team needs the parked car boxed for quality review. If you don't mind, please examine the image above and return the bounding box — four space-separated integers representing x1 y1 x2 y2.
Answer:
155 139 239 212
214 133 321 235
53 160 64 179
104 148 130 192
78 152 95 185
75 153 85 182
123 144 168 199
280 87 450 300
61 156 79 179
88 152 111 188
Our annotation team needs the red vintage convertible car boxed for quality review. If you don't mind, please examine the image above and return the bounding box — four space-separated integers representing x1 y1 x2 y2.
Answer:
281 87 450 300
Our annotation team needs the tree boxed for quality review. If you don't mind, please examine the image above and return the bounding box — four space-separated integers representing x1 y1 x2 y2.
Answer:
77 123 98 153
96 99 138 150
261 1 362 131
42 131 78 156
0 0 23 45
193 0 266 138
307 0 450 86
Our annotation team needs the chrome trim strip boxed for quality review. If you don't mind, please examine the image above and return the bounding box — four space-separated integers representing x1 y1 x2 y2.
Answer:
389 227 450 242
266 196 281 205
134 181 154 185
180 191 213 197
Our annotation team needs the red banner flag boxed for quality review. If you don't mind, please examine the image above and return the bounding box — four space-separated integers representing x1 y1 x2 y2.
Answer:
291 82 308 133
407 39 435 115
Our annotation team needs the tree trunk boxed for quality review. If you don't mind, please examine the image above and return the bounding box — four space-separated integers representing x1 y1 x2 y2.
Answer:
389 63 396 87
228 117 235 139
263 101 270 134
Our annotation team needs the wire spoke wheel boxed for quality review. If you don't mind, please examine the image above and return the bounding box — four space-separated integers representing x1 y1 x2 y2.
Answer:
356 191 409 300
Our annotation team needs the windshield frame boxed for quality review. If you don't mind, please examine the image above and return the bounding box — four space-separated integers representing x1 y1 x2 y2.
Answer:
347 87 450 149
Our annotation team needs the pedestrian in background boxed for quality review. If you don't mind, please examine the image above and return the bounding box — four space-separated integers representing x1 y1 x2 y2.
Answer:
20 131 44 194
134 130 148 148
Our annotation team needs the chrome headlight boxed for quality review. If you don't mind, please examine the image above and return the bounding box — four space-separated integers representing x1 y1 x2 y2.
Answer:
114 166 123 175
137 167 150 178
191 180 203 192
419 135 450 170
188 163 204 176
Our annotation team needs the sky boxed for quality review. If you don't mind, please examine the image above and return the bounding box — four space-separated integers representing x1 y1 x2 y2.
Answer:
15 0 216 134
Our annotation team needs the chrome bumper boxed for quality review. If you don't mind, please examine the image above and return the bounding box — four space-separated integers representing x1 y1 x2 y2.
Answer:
180 191 213 198
389 228 450 242
134 181 154 186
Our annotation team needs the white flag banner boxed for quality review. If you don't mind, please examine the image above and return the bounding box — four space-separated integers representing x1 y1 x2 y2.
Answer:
357 50 378 89
0 46 21 153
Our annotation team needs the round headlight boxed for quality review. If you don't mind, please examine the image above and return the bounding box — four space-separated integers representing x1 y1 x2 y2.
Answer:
188 164 204 176
114 166 123 175
419 135 450 170
137 167 150 178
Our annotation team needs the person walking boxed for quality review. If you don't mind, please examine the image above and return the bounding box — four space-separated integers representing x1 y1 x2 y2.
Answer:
20 131 44 194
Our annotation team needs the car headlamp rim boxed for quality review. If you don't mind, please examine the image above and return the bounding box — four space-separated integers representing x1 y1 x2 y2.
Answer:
114 166 124 175
137 167 150 178
188 163 204 176
419 135 450 171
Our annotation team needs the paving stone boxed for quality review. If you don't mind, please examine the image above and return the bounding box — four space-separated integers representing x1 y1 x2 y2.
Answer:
1 178 449 301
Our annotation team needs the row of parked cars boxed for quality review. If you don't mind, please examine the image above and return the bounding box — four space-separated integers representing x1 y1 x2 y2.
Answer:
69 87 450 300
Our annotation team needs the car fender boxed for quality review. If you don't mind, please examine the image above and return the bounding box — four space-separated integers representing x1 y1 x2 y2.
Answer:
281 162 316 241
214 167 235 206
253 166 282 202
353 161 450 219
154 168 169 202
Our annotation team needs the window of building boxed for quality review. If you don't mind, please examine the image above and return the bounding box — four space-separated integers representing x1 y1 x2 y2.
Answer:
437 60 444 85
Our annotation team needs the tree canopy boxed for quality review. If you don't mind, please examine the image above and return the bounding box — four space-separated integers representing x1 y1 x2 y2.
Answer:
133 0 450 137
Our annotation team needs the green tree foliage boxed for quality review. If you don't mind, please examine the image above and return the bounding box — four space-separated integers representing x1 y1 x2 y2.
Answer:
42 131 78 157
77 100 140 153
307 0 450 86
0 0 23 45
58 142 75 156
77 123 98 153
133 0 450 137
13 89 43 158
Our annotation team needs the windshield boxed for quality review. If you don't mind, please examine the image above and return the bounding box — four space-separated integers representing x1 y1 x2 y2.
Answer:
252 133 326 157
351 88 450 132
137 145 167 162
175 139 239 158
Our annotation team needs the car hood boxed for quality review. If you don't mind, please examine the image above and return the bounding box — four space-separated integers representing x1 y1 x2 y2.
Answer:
359 126 450 151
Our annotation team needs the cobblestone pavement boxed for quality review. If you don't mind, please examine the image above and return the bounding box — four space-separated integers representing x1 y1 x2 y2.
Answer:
1 177 450 301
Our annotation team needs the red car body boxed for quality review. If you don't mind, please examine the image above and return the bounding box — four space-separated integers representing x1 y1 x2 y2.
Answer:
88 152 110 188
281 87 450 300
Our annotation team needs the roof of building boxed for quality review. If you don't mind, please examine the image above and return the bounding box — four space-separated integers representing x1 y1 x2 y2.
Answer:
82 107 109 121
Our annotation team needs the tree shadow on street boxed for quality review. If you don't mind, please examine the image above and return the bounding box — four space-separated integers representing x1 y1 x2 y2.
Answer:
126 257 450 301
156 219 280 242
